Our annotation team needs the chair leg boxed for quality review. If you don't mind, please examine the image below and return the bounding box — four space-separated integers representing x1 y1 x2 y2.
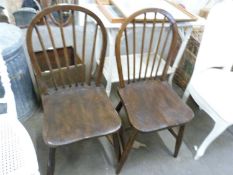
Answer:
194 122 229 160
113 132 121 161
116 129 138 174
119 125 125 150
115 101 123 112
115 101 125 149
47 147 56 175
174 125 185 157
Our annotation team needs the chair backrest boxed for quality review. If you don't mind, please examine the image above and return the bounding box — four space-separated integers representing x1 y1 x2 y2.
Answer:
192 0 233 75
26 4 107 94
115 8 178 88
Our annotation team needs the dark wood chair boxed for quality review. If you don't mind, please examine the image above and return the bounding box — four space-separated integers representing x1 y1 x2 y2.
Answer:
26 5 121 175
115 8 194 173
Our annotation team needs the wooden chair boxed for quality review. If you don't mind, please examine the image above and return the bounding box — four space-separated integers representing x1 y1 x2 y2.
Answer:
26 5 121 175
115 8 194 173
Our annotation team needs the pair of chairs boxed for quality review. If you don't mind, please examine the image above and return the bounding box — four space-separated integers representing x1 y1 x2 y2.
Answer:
26 4 193 174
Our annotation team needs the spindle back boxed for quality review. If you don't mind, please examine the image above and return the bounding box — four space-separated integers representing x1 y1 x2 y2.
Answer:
27 4 107 94
115 8 178 88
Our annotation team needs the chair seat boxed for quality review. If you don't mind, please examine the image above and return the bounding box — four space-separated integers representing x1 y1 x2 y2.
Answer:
42 86 121 147
118 81 194 132
190 68 233 123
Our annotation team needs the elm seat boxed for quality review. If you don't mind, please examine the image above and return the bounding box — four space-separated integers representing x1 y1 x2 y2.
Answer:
118 81 193 132
42 86 121 147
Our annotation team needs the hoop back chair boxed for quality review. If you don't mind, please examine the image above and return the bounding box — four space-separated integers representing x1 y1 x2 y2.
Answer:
0 50 39 175
115 8 194 173
26 5 121 175
183 0 233 160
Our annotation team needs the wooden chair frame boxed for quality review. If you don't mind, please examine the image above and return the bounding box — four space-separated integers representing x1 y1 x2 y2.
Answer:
114 8 193 174
27 5 121 175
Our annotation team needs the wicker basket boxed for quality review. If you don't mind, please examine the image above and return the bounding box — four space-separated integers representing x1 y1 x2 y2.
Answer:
174 29 203 90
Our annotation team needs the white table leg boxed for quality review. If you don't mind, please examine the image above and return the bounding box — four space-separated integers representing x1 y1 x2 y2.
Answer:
169 26 193 85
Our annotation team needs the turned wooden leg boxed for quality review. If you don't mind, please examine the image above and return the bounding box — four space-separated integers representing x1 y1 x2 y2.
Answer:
174 125 185 157
113 132 121 161
115 101 125 149
47 147 56 175
119 126 125 150
116 129 138 174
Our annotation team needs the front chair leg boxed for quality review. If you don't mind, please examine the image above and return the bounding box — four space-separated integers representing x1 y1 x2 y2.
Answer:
113 132 121 161
115 101 125 149
47 147 56 175
174 125 185 157
119 125 125 151
116 129 138 174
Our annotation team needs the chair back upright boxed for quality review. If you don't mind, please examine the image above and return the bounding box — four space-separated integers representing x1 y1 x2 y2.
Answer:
115 8 178 88
26 5 107 95
192 0 233 76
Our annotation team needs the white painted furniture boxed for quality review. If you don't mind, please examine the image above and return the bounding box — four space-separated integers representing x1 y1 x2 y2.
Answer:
183 0 233 160
0 49 39 175
80 2 205 95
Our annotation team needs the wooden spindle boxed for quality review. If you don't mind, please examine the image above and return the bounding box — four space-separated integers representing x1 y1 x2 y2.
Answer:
124 29 130 83
150 17 165 78
71 10 79 86
44 17 66 88
144 12 157 79
34 25 58 90
72 11 77 65
82 14 87 63
88 24 98 85
155 26 171 78
139 13 146 80
133 20 136 82
59 10 72 87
